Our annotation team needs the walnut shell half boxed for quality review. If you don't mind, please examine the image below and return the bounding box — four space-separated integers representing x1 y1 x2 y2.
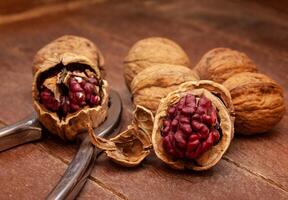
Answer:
124 37 191 88
131 64 199 113
89 105 154 167
32 36 109 140
223 72 285 135
194 48 257 83
152 80 234 170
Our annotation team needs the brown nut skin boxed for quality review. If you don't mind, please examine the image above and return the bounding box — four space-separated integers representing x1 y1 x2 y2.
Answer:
32 36 109 140
194 48 257 83
33 35 105 76
124 37 191 88
131 64 199 113
223 72 285 135
152 80 234 170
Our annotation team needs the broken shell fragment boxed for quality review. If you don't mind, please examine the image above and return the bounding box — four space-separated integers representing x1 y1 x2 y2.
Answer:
89 105 154 167
89 125 152 167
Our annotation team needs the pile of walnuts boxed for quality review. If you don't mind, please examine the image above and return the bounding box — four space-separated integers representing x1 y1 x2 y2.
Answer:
112 37 285 170
194 48 285 135
32 35 285 171
125 41 285 136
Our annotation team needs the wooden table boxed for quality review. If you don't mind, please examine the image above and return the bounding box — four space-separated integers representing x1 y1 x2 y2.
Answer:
0 0 287 199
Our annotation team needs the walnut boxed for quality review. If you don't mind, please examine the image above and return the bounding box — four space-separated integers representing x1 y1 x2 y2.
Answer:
152 80 234 170
89 105 154 167
194 48 257 83
223 72 285 135
32 35 109 140
123 37 191 88
131 64 199 113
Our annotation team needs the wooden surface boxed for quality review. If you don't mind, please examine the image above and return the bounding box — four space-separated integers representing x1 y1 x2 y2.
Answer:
0 0 287 199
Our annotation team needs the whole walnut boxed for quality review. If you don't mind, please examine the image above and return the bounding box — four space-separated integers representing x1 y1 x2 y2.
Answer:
223 72 285 135
32 35 109 140
123 37 191 88
194 48 257 83
131 64 199 113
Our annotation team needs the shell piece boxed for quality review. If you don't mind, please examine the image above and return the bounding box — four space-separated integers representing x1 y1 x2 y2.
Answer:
89 126 151 167
223 72 285 135
32 36 109 140
124 37 191 88
152 81 234 171
42 76 61 102
131 64 199 113
89 105 154 167
194 48 257 83
132 105 155 137
33 35 104 76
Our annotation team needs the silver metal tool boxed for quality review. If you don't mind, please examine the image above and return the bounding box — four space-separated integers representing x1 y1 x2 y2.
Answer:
0 90 122 200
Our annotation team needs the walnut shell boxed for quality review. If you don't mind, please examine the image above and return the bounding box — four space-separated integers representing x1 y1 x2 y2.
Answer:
152 80 234 170
89 105 154 167
124 37 191 88
33 35 104 76
131 64 199 113
223 72 285 135
32 36 109 140
194 48 257 83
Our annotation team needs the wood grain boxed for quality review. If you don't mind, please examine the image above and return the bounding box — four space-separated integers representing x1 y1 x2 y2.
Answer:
0 0 287 199
0 144 118 200
0 0 76 15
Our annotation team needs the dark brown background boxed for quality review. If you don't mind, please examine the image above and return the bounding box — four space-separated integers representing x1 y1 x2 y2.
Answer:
0 0 287 199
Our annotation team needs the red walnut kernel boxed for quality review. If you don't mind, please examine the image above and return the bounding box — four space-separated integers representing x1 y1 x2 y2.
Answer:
161 94 221 160
152 80 234 171
39 72 102 118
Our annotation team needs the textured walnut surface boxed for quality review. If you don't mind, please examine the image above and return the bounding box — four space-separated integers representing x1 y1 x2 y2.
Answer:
131 64 199 112
194 47 257 83
223 72 285 135
0 0 288 199
123 37 191 87
33 35 104 75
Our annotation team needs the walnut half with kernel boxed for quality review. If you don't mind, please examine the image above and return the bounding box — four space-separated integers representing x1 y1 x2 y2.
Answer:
152 80 234 170
32 35 109 140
